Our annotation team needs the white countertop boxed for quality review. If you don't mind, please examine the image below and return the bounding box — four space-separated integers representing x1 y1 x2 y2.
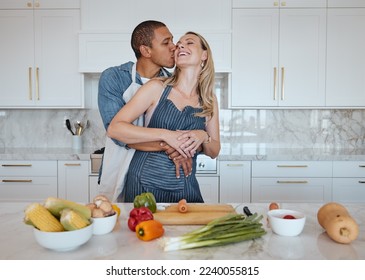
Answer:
1 202 364 260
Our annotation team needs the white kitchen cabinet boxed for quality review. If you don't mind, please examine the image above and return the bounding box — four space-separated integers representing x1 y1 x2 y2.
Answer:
328 0 365 7
0 6 82 108
0 161 57 202
79 32 231 73
219 161 251 203
231 8 326 108
79 0 231 73
325 8 365 107
81 0 230 33
197 175 219 203
0 0 79 9
251 161 332 203
332 161 365 203
232 0 326 8
89 175 100 203
58 161 89 203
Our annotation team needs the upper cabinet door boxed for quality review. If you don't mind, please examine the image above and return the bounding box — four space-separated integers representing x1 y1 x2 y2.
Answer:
278 8 326 107
232 0 326 8
232 9 279 107
34 9 82 107
0 10 34 107
328 0 365 7
326 8 365 107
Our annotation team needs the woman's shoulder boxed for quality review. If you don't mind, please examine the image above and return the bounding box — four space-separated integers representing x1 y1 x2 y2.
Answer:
143 78 166 90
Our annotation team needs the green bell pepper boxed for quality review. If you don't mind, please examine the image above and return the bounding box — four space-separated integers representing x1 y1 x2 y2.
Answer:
133 192 157 213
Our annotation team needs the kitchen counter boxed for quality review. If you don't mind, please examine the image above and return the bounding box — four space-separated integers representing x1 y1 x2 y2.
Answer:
1 202 364 260
2 145 365 161
0 147 94 160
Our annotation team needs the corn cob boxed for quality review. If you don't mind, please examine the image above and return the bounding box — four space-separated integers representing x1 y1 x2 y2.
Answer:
60 208 90 231
24 203 64 232
44 197 91 220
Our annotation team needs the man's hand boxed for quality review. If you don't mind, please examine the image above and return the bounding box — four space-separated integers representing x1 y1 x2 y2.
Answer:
160 142 192 178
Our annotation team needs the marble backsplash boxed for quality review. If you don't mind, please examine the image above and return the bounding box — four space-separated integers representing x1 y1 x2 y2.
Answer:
1 107 365 152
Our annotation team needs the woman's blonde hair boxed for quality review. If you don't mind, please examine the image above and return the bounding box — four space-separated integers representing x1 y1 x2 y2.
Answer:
163 31 215 118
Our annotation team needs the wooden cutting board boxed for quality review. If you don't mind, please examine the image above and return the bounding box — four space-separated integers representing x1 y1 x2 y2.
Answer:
153 204 236 225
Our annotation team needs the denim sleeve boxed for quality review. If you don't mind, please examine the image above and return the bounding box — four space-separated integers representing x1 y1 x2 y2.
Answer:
98 67 129 147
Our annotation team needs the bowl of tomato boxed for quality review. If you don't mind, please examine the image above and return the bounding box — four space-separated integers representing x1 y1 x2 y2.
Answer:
267 209 306 237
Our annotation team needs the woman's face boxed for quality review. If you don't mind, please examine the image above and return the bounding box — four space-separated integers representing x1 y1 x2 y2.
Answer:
175 33 207 68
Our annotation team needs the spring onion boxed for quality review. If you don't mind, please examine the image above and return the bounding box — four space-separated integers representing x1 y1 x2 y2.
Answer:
162 213 266 252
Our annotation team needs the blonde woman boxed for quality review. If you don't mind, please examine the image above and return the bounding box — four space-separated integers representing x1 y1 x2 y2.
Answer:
108 32 220 203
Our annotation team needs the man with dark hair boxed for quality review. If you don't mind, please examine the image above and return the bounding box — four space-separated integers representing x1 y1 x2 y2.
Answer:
98 20 192 201
99 20 175 137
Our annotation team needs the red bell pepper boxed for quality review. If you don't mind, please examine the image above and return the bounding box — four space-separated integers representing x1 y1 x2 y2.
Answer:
128 206 154 232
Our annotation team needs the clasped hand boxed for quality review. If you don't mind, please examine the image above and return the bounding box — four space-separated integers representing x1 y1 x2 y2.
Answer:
161 130 206 178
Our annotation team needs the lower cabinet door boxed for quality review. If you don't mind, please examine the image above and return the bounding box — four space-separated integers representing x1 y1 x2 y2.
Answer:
197 176 219 203
0 177 57 202
58 161 89 203
251 177 332 203
89 175 100 202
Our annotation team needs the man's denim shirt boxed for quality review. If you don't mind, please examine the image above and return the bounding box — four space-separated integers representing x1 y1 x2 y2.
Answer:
97 61 171 182
98 61 171 147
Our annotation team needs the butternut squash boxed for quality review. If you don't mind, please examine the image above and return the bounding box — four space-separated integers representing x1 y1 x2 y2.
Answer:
317 202 359 244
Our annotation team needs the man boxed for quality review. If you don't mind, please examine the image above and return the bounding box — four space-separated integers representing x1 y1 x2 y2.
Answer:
98 20 192 201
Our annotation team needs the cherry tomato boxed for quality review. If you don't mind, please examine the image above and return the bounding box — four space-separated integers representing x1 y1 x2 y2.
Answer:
283 214 296 219
269 202 280 210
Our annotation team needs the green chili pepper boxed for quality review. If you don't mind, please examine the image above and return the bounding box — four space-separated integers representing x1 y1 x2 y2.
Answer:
133 192 157 213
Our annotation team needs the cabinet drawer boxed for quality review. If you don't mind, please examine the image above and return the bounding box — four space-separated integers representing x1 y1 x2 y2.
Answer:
333 161 365 177
0 161 57 177
0 177 57 202
333 178 365 203
252 161 332 177
251 177 332 203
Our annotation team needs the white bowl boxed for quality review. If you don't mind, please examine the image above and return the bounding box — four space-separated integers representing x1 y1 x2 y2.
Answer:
267 209 306 237
91 213 117 235
33 222 93 251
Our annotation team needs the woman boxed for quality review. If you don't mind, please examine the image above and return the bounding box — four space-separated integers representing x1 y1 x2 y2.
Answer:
108 31 221 203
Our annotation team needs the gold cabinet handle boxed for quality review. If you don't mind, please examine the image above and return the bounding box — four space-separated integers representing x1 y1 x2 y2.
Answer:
36 67 40 100
34 1 40 8
28 67 32 100
277 180 308 184
64 163 81 167
2 179 33 183
277 165 308 168
281 67 285 100
273 67 277 100
273 2 279 6
1 164 32 167
281 1 287 6
27 2 32 8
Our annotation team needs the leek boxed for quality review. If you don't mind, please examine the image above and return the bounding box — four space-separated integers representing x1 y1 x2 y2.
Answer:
162 213 266 251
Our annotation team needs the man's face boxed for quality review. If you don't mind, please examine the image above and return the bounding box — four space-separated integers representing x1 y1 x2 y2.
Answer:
149 26 175 68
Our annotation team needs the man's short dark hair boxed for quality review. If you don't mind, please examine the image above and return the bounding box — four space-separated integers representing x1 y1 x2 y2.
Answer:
131 20 167 59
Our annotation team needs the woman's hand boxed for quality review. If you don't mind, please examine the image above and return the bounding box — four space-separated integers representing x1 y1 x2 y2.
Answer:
177 130 208 157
